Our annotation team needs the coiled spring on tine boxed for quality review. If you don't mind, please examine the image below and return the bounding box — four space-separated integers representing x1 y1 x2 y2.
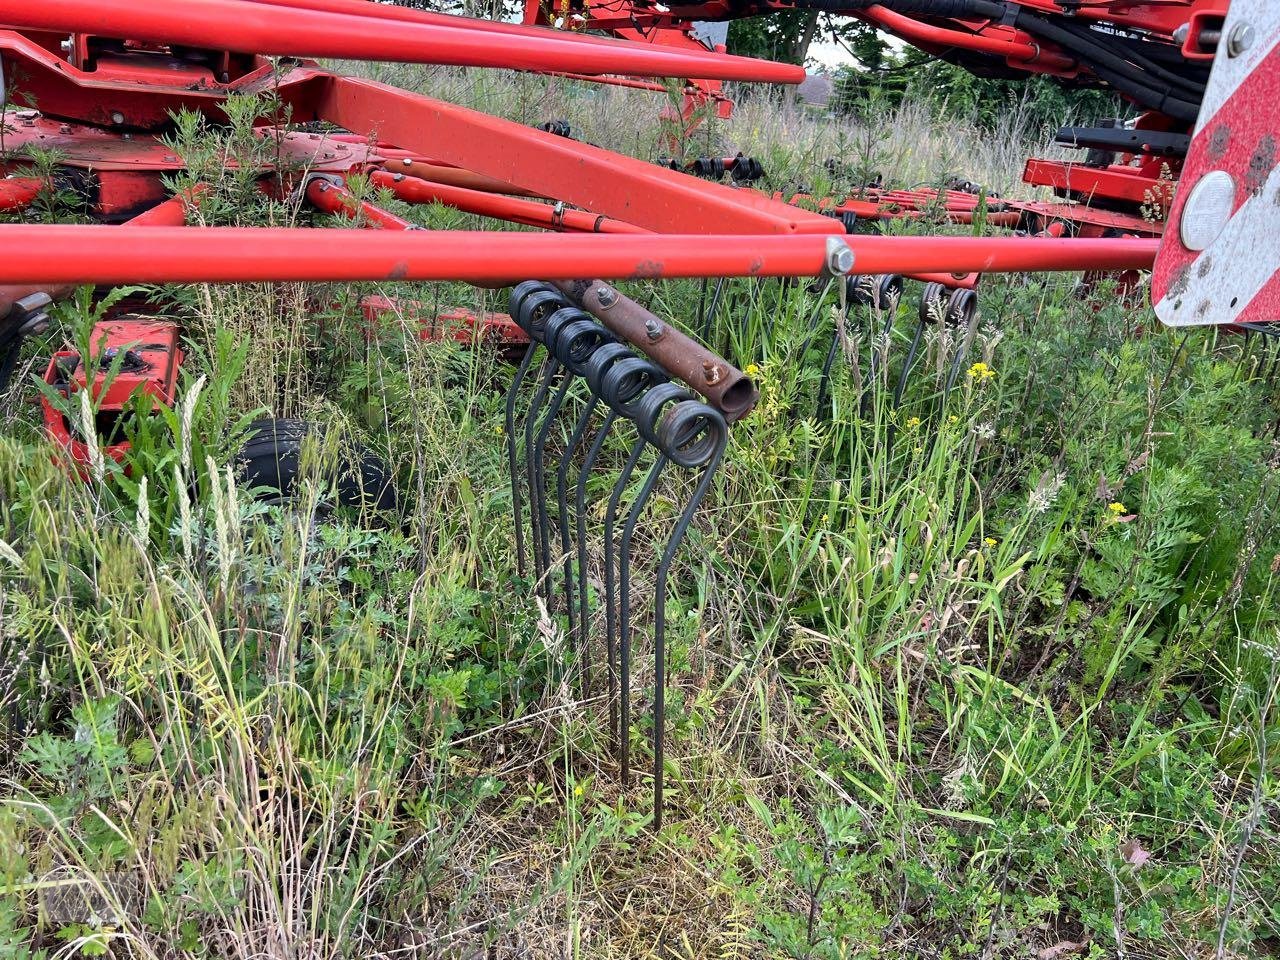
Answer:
503 280 732 830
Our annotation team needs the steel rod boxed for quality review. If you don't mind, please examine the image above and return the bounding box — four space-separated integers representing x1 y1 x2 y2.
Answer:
2 0 805 82
0 227 1159 284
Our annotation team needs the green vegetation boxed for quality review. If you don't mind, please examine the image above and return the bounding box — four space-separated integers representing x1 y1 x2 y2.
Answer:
2 74 1278 959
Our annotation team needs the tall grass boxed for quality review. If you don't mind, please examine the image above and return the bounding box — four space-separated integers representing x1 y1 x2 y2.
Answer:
1 71 1278 960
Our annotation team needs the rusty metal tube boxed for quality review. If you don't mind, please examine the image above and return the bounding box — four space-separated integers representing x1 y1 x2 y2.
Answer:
553 279 758 422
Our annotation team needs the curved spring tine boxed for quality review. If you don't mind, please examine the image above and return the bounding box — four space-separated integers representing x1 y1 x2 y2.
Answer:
943 316 980 394
814 329 843 419
603 437 649 756
892 312 928 410
651 440 726 831
555 394 601 691
700 276 729 343
533 374 576 616
695 277 709 335
524 355 561 593
576 408 619 723
617 450 670 786
504 343 539 578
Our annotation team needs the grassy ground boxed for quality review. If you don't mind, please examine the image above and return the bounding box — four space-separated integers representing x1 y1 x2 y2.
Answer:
2 69 1279 959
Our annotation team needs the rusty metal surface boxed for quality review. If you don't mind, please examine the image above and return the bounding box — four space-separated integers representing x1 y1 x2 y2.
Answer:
0 110 377 172
553 279 758 421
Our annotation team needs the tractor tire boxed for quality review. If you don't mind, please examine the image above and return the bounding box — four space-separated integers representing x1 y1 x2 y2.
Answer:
236 418 398 513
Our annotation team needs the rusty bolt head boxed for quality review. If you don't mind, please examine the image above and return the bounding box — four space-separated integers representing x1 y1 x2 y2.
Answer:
702 360 723 385
645 317 663 341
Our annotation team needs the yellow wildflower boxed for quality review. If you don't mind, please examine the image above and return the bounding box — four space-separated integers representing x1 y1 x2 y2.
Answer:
906 416 922 429
745 363 760 377
966 362 995 381
1108 502 1127 514
494 424 505 436
984 537 998 548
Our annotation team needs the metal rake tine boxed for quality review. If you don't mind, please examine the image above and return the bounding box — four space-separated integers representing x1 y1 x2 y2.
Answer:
504 342 539 578
942 290 981 396
815 327 842 419
577 408 619 722
617 451 669 788
555 394 601 690
523 354 560 594
603 436 649 759
533 373 575 620
650 439 726 830
893 312 928 410
700 276 728 343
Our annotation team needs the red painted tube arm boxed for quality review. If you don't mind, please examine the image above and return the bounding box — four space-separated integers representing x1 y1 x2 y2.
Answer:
305 178 417 230
860 5 1076 73
0 0 806 83
368 170 649 235
0 226 1158 285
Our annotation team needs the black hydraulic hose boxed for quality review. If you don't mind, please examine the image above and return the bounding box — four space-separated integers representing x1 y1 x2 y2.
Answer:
793 0 1203 122
1053 18 1205 99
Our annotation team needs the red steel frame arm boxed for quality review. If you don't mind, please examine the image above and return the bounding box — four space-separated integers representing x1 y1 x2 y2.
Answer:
0 226 1158 284
0 0 804 83
315 74 837 236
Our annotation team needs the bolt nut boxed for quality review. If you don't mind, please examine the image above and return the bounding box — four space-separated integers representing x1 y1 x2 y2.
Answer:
595 285 618 308
1228 21 1255 58
824 237 855 277
644 317 663 341
111 111 125 125
402 157 413 167
702 360 722 385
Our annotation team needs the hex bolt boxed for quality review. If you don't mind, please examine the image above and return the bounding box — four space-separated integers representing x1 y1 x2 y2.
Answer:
644 317 663 341
402 157 413 167
111 111 125 125
824 236 855 276
1228 22 1255 58
596 285 618 308
702 360 723 385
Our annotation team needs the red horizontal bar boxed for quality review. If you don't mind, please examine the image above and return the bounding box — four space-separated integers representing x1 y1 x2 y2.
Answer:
845 235 1157 275
0 226 1158 284
0 0 804 82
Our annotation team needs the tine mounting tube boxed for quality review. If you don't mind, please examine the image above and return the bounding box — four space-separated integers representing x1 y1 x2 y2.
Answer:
553 280 759 422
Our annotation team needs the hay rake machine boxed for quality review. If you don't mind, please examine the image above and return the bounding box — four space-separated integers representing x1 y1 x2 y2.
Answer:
0 0 1256 827
524 0 1223 299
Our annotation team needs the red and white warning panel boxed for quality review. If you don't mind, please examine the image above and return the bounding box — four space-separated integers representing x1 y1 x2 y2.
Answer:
1154 0 1280 327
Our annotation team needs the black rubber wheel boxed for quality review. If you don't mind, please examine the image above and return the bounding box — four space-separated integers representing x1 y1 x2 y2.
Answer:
236 418 398 513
